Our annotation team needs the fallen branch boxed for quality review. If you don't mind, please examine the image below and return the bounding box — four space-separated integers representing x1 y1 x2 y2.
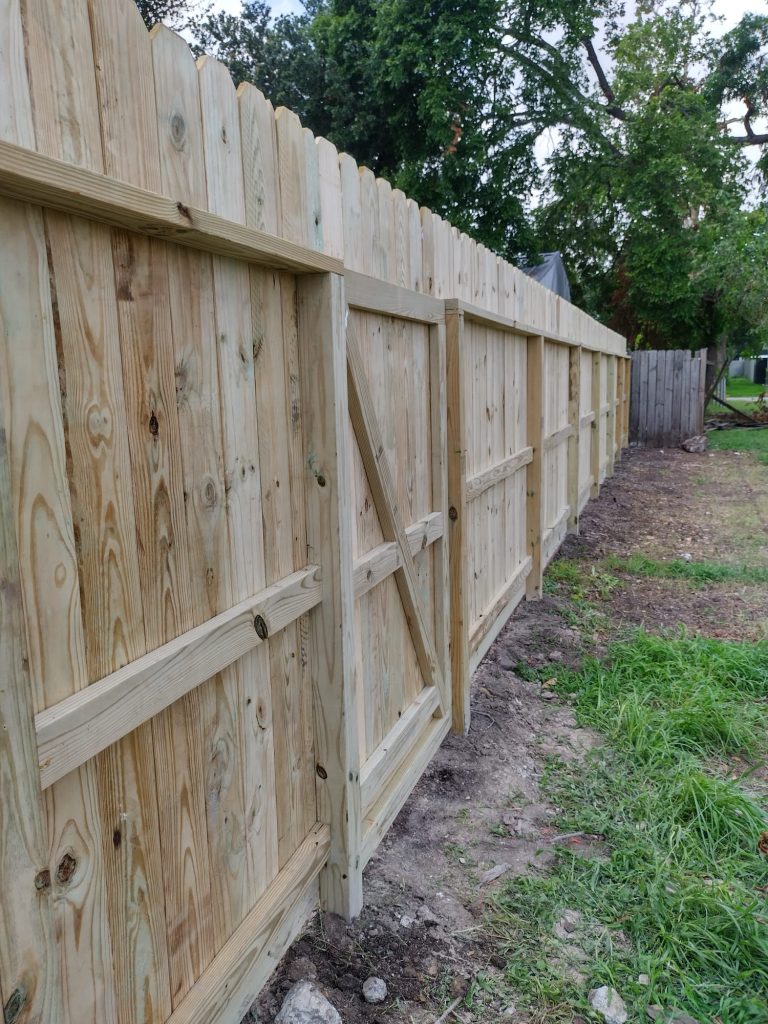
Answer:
709 394 766 426
433 995 464 1024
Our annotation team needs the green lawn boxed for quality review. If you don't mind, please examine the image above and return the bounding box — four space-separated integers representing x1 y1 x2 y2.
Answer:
490 632 768 1024
727 376 766 399
708 427 768 465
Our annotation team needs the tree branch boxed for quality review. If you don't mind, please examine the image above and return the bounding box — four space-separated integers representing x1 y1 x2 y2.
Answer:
582 36 627 121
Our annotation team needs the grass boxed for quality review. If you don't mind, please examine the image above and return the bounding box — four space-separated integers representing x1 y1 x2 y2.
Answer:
606 553 768 588
727 376 766 399
709 427 768 465
489 631 768 1024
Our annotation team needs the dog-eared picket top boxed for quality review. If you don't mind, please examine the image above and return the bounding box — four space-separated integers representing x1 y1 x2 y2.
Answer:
0 2 628 1022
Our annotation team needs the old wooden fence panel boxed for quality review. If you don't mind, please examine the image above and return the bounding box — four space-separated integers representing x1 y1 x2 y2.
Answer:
0 1 628 1021
629 349 706 447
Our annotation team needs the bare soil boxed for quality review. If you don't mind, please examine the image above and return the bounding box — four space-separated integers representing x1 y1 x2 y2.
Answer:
245 445 768 1024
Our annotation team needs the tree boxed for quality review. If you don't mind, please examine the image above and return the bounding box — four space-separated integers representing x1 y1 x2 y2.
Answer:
168 0 768 349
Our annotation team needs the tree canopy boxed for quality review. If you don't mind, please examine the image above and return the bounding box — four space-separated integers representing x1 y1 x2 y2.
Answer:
135 0 768 352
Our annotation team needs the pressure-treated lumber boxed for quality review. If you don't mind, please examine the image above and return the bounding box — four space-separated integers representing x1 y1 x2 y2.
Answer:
0 138 342 274
445 297 626 357
543 423 575 452
446 307 470 734
590 352 603 498
359 685 441 814
525 336 546 600
470 556 533 653
166 825 329 1024
606 356 617 476
352 512 444 599
567 346 582 531
36 566 322 789
346 269 444 323
360 715 451 867
465 447 534 501
297 273 363 919
346 321 445 699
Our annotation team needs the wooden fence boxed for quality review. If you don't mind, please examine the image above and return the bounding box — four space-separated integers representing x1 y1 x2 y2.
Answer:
629 349 706 447
0 2 627 1022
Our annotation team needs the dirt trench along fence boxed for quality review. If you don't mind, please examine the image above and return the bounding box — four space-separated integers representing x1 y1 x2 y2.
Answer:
0 2 627 1022
629 348 706 447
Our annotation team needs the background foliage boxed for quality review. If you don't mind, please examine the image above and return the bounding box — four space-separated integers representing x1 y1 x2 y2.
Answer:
135 0 768 352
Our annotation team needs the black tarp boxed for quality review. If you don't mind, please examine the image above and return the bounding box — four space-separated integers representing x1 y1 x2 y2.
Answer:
521 251 571 302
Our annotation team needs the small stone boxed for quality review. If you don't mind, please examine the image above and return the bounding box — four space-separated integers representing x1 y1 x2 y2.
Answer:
275 981 341 1024
681 435 707 453
479 862 511 885
588 986 628 1024
553 909 582 939
681 552 692 563
286 957 318 983
638 974 650 986
399 914 415 928
417 904 439 926
362 977 388 1005
502 1004 517 1016
548 650 564 662
498 655 516 672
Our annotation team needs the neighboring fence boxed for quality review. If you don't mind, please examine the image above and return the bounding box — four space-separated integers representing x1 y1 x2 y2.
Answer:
0 2 627 1023
629 349 706 447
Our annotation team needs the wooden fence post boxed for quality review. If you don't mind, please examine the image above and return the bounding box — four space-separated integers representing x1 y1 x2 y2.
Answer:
606 356 617 477
297 272 362 920
526 335 545 600
445 304 470 734
590 351 602 498
567 345 581 533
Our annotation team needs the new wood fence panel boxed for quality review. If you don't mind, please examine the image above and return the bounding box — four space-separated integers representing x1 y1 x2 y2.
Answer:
630 349 706 447
0 1 630 1019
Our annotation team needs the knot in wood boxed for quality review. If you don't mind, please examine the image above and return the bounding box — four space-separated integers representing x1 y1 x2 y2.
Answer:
34 869 51 892
253 615 269 640
448 506 458 521
3 986 26 1024
56 852 77 885
315 763 328 780
170 111 187 150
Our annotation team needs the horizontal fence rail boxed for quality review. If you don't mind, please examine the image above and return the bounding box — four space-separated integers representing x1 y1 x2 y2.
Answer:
0 0 628 1022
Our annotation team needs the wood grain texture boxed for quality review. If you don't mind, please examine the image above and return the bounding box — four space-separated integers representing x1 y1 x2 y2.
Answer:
24 2 169 1020
298 273 361 918
36 567 323 789
166 825 329 1024
151 24 220 1003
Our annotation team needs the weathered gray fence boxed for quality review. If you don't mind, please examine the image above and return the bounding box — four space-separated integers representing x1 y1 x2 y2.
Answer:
630 348 707 447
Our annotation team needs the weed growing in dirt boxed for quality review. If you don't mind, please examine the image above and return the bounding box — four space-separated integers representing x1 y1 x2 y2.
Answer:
607 553 768 588
489 631 768 1024
709 428 768 464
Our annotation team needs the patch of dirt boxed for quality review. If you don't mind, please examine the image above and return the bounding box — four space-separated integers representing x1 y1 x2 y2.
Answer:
561 446 768 640
245 446 768 1024
565 447 768 568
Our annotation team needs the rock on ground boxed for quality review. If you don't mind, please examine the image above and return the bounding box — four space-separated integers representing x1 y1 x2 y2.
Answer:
361 977 387 1004
588 986 628 1024
681 435 707 453
275 981 342 1024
